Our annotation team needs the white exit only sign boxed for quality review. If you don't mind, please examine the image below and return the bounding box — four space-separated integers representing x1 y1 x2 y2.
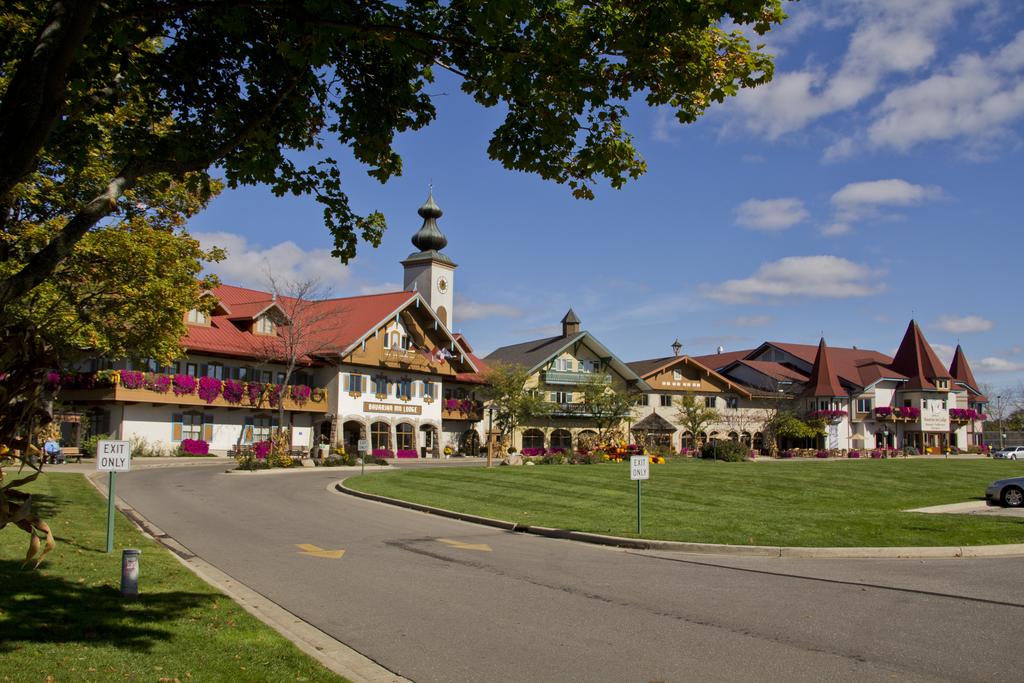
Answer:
96 440 132 472
630 455 649 481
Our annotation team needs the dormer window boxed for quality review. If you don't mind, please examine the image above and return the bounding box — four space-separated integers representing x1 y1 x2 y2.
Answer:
255 315 275 335
186 308 209 325
934 379 948 389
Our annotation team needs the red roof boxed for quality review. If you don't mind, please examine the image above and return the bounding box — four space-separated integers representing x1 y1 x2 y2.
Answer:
950 344 984 397
732 360 809 383
801 338 847 397
691 349 754 371
889 320 951 390
453 334 489 384
182 285 419 362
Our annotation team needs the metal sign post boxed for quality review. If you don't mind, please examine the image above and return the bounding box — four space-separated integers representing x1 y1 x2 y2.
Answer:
97 440 132 553
358 438 369 475
630 455 649 535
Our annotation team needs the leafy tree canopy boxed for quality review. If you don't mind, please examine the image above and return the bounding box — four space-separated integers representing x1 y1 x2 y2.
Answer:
674 394 720 445
481 362 550 443
0 0 786 306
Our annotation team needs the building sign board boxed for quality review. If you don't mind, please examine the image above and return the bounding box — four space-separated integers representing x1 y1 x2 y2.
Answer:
630 455 649 481
96 440 131 472
921 400 950 432
363 401 423 415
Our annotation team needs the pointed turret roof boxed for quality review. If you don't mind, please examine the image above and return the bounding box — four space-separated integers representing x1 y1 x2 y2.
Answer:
889 320 951 390
801 338 847 397
561 308 580 325
950 344 982 394
404 189 454 265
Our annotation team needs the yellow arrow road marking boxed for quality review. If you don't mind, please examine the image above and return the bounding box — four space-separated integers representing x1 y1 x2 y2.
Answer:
296 543 345 559
437 538 492 552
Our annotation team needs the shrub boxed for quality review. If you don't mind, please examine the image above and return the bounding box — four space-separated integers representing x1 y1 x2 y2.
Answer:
129 435 171 457
779 450 795 459
179 438 210 455
541 451 565 465
848 450 861 459
372 448 394 458
81 433 113 457
902 446 920 456
815 450 829 459
372 458 390 466
870 449 884 459
235 451 270 470
701 440 749 462
252 440 271 459
569 451 602 465
317 456 348 467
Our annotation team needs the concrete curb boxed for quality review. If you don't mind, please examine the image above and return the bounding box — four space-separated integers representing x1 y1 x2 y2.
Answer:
83 472 410 683
224 465 391 475
335 480 1024 559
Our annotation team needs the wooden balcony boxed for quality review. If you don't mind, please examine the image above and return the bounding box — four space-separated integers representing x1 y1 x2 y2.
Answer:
541 370 611 386
441 399 483 421
59 384 328 413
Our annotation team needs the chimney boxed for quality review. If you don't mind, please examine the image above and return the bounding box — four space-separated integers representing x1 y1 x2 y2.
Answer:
561 308 581 337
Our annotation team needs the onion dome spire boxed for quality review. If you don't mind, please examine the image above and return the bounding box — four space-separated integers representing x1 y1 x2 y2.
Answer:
405 188 453 265
411 189 448 252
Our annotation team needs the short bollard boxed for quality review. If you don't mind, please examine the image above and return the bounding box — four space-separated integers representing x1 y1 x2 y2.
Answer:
121 549 141 597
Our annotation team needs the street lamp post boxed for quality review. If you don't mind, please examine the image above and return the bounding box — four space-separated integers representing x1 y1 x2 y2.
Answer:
997 395 1005 450
487 405 495 468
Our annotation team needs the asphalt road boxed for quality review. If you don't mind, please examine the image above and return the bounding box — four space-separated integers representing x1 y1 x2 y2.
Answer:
114 463 1024 683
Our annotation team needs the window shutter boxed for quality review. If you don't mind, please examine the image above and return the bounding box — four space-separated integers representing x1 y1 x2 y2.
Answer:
362 375 368 392
202 414 214 442
172 413 183 442
242 416 254 444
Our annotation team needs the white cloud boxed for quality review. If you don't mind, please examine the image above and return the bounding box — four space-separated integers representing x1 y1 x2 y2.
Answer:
194 231 353 292
976 357 1024 373
831 179 943 210
822 137 856 163
732 315 774 327
726 0 969 139
734 198 810 231
358 281 402 295
867 33 1024 154
825 179 943 233
935 315 994 333
931 342 956 367
701 255 886 304
455 294 524 321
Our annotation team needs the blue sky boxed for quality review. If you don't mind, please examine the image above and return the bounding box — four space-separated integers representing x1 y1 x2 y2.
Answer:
186 0 1024 391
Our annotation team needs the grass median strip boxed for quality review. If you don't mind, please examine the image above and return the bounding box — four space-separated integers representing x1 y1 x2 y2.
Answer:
347 459 1024 548
0 472 345 682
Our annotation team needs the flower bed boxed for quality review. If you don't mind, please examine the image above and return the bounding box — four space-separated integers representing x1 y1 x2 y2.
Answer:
372 448 394 458
179 438 210 455
949 408 986 421
172 374 197 396
848 450 861 459
396 449 418 458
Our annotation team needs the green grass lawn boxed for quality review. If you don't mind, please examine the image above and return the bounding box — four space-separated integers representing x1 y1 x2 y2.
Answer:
347 458 1024 547
0 473 345 682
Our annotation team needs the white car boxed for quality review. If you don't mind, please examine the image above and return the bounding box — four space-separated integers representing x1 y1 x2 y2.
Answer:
993 446 1024 460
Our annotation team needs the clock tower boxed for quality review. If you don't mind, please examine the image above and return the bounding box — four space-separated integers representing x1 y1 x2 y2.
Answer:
402 190 456 329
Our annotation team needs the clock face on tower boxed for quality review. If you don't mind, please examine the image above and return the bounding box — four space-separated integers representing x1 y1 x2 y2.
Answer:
436 276 449 294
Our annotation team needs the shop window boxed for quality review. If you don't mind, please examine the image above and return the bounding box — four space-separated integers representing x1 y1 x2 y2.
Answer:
396 423 414 450
371 422 390 450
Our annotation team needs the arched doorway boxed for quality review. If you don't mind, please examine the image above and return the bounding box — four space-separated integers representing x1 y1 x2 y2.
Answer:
680 431 695 451
420 424 438 458
550 429 572 451
341 420 362 455
460 429 480 456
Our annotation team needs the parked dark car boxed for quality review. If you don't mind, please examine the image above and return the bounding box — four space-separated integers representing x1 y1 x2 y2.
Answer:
986 477 1024 507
